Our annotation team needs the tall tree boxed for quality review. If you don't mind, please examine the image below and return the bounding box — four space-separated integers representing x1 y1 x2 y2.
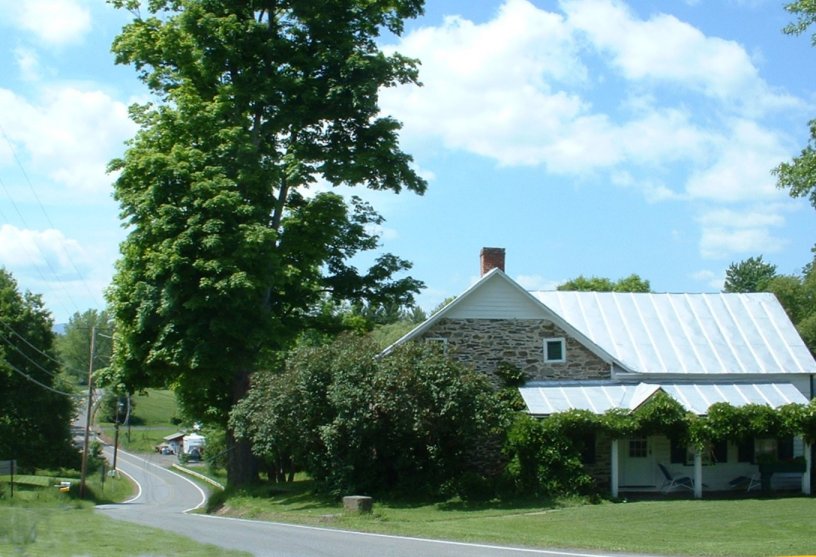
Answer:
557 274 651 292
722 256 778 293
775 2 816 209
107 0 426 486
55 309 113 385
0 269 77 470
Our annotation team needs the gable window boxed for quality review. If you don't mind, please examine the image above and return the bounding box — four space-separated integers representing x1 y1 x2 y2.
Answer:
544 338 566 363
425 337 448 355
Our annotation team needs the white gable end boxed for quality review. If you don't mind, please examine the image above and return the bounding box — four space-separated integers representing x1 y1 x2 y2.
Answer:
446 273 545 320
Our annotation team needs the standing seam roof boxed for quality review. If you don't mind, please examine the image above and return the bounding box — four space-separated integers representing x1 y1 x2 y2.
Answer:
530 292 816 375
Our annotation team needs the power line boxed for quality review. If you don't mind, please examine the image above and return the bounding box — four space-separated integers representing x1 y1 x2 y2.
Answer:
0 175 81 319
2 359 80 399
0 321 65 373
0 123 101 306
0 321 112 381
0 329 64 379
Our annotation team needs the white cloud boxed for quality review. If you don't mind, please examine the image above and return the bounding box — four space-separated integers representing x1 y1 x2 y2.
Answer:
685 119 789 203
690 269 723 290
381 0 592 168
0 86 136 194
697 207 788 259
8 0 92 46
0 224 89 277
515 274 560 291
381 0 789 181
560 0 799 113
14 47 41 81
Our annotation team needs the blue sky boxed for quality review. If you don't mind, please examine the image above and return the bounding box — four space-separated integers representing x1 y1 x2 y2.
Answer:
0 0 814 324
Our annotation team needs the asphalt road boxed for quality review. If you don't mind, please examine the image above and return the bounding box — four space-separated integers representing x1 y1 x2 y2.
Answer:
96 447 658 557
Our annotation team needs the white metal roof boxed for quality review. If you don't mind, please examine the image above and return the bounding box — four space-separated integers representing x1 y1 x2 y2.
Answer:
531 291 816 375
520 381 809 416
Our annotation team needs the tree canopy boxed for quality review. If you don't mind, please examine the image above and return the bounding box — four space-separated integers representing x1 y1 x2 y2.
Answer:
557 274 651 293
722 255 778 293
0 269 77 470
55 309 113 386
775 2 816 210
107 0 427 486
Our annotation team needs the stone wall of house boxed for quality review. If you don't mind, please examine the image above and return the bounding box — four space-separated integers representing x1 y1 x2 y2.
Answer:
422 318 611 383
587 436 612 491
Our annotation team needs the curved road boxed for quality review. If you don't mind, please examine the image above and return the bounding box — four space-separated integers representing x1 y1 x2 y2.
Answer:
96 447 654 557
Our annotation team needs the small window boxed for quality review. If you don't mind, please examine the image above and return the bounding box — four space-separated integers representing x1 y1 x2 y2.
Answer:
425 337 448 354
544 338 565 363
737 438 755 463
670 439 686 464
710 440 728 464
629 437 648 458
777 437 794 461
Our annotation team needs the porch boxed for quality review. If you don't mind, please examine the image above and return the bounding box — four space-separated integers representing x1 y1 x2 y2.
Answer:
603 434 812 499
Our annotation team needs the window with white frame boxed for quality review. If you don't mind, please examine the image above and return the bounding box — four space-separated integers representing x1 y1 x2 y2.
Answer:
543 337 565 363
425 337 448 354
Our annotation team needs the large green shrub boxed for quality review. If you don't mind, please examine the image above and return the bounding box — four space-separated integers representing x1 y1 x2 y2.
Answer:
232 335 511 498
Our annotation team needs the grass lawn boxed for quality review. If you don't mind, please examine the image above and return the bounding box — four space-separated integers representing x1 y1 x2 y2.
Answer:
99 389 183 453
0 500 250 557
215 481 816 557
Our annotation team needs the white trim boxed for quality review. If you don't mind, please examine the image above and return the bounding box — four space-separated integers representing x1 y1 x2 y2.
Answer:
424 337 448 354
544 337 566 363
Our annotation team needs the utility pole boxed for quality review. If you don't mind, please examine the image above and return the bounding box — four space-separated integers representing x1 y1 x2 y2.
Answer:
112 398 123 473
79 326 96 499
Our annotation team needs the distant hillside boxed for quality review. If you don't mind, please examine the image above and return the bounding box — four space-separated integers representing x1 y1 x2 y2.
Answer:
53 323 67 335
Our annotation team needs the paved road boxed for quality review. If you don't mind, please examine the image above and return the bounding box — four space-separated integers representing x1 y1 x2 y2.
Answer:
96 447 658 557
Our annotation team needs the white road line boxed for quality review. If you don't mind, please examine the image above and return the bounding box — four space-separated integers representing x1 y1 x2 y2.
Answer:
193 514 616 557
107 448 207 511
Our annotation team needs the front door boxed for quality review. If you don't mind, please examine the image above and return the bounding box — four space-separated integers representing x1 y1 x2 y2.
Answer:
621 436 656 488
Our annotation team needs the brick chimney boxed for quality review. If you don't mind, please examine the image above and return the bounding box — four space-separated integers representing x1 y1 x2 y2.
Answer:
480 247 505 276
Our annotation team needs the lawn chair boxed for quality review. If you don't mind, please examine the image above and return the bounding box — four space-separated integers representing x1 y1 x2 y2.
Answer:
728 473 761 492
658 463 694 493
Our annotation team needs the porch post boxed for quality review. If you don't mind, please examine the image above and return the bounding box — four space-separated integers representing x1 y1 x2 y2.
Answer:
803 441 811 496
693 449 703 499
611 438 619 498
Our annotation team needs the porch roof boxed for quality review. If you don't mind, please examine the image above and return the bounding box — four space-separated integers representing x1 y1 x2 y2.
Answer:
519 381 808 416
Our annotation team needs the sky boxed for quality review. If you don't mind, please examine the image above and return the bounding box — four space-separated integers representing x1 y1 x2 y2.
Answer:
0 0 814 325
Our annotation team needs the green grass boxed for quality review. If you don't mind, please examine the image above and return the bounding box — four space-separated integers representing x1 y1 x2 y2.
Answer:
2 468 132 505
215 481 816 557
0 500 250 557
99 388 183 452
127 389 180 426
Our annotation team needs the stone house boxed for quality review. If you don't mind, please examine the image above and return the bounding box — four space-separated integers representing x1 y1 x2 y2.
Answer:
385 248 816 497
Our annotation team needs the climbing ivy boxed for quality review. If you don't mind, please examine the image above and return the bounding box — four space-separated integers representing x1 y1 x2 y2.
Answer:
541 396 816 453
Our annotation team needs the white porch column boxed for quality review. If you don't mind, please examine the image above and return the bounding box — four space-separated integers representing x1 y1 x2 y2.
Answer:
803 441 811 496
611 439 619 499
693 449 703 499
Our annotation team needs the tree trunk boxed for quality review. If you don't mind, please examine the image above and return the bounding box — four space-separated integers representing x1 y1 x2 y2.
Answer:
226 429 258 487
227 367 258 487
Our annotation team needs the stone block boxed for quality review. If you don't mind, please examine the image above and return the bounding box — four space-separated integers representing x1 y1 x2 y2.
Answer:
342 495 373 513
